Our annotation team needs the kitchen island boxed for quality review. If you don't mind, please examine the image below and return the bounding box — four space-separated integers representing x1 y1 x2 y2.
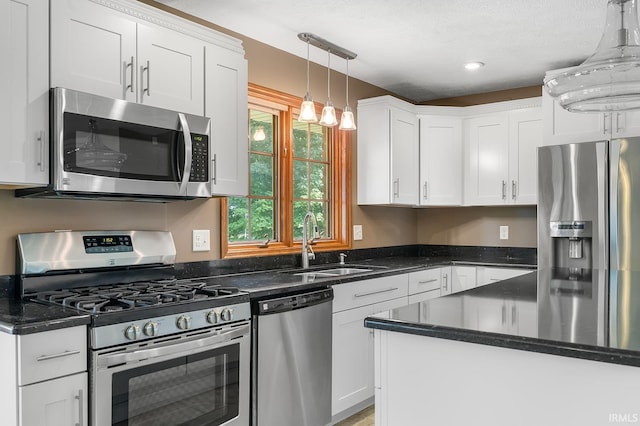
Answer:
365 268 640 426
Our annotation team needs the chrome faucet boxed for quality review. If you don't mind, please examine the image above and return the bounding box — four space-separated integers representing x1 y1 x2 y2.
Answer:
302 211 319 268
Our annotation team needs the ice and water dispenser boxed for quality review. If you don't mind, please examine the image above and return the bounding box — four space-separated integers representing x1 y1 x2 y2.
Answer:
549 221 593 269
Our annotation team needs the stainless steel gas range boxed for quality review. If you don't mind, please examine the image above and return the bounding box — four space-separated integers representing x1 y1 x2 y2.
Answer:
17 230 250 426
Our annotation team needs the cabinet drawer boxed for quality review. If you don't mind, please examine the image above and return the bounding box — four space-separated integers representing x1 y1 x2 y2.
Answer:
476 267 532 286
18 326 87 385
408 268 441 295
333 275 408 313
408 289 440 304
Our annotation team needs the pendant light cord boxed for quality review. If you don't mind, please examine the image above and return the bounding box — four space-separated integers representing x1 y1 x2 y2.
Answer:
327 50 331 98
346 59 350 106
306 39 311 93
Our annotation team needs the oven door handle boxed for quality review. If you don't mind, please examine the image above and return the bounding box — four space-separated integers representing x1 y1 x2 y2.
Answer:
178 112 193 195
100 324 248 368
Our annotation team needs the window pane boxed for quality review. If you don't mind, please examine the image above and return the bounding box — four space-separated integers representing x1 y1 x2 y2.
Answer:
310 201 329 238
309 163 327 200
292 201 309 240
227 197 248 242
250 110 274 153
293 160 308 199
250 154 273 196
309 123 327 161
250 199 275 241
292 122 309 158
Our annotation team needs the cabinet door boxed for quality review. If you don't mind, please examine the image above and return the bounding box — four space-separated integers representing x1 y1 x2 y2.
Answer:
0 0 49 186
50 0 137 102
19 372 87 426
465 114 509 205
542 89 607 145
508 108 542 205
418 116 462 206
451 265 477 293
332 304 375 416
613 111 640 138
390 107 419 205
205 43 248 196
137 24 205 115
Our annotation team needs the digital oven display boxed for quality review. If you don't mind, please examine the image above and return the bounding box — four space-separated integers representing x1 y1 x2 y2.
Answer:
83 235 133 253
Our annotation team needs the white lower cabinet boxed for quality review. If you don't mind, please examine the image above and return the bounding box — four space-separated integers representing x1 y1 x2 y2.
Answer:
451 265 477 293
476 266 531 287
331 275 409 418
19 372 87 426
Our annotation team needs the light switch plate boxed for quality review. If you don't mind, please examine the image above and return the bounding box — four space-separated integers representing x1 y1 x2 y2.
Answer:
192 229 211 252
353 225 363 241
499 226 509 240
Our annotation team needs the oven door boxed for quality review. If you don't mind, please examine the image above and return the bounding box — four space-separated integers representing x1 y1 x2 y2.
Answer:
91 322 249 426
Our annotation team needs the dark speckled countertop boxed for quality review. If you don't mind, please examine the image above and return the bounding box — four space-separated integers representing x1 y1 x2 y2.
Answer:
0 245 536 335
365 268 640 367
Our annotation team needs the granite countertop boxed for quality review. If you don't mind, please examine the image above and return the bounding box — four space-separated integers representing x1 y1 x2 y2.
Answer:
365 268 640 367
0 252 535 335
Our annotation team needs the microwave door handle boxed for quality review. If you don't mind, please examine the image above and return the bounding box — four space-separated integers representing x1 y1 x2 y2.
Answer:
178 113 193 195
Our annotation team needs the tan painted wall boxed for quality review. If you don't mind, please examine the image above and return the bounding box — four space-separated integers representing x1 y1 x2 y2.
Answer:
0 2 540 275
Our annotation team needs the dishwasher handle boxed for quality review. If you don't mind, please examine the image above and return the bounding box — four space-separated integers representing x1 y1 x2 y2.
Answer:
256 287 333 315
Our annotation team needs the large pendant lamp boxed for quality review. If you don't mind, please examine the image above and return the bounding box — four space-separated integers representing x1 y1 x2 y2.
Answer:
339 58 357 131
544 0 640 112
299 36 318 123
319 50 338 127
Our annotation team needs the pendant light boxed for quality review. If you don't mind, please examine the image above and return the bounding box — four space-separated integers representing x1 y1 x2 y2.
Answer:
544 0 640 112
252 126 266 141
299 37 318 123
339 58 357 131
319 50 338 127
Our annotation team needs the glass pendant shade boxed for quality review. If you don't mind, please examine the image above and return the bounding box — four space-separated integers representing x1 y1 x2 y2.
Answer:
252 126 266 141
299 93 318 123
319 100 338 127
339 105 357 130
544 0 640 112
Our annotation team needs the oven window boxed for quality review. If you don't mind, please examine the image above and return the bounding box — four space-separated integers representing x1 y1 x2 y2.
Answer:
63 112 180 181
112 344 240 426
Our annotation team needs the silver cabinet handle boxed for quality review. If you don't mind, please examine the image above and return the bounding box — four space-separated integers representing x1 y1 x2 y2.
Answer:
178 113 192 194
501 180 506 200
354 287 398 298
423 181 428 200
418 278 438 285
393 178 399 198
501 304 506 324
512 305 516 326
36 349 81 362
212 153 217 185
126 56 134 93
143 60 150 96
442 274 448 291
75 389 83 426
603 113 609 135
36 131 45 172
511 180 517 200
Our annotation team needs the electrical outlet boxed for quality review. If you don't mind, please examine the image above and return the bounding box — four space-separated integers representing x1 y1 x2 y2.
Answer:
499 226 509 240
192 229 211 252
353 225 363 241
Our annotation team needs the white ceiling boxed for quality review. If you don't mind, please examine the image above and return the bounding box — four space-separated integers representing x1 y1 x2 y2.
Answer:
156 0 609 102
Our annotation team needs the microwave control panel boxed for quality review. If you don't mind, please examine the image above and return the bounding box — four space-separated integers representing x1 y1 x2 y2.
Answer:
190 134 209 182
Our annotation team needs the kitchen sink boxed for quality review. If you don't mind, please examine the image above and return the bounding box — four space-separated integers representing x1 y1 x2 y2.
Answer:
292 265 388 278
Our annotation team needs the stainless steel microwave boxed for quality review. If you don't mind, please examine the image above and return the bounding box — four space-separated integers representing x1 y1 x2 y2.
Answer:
17 88 211 201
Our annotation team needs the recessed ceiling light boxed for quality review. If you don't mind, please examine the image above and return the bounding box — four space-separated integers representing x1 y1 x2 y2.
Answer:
464 62 485 71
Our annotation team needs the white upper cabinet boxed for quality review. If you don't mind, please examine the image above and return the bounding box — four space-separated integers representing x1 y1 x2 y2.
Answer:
464 99 542 206
0 0 49 186
51 0 205 116
357 96 418 205
417 115 462 206
205 43 249 196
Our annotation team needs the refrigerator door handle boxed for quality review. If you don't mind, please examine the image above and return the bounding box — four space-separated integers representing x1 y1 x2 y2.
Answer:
609 140 620 270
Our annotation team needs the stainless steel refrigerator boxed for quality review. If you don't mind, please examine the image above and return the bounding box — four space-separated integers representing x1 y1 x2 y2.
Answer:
538 138 640 271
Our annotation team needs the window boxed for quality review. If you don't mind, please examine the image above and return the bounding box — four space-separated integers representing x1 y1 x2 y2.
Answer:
222 84 351 257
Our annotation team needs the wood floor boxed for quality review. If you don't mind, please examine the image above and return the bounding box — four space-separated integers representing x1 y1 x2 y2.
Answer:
336 405 375 426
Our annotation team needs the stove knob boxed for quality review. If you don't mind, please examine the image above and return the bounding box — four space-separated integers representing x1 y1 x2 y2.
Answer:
220 308 233 322
206 310 219 324
124 325 141 341
176 315 192 330
143 321 158 337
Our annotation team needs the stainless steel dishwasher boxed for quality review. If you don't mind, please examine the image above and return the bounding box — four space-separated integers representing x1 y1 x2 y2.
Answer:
251 287 333 426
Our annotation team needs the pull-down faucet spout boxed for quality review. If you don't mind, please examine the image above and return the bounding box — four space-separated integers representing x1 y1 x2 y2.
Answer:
302 211 319 268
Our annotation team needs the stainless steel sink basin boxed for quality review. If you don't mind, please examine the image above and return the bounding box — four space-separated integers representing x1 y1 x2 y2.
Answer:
293 267 373 278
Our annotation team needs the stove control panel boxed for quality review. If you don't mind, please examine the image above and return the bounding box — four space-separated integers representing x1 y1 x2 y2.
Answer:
92 302 251 348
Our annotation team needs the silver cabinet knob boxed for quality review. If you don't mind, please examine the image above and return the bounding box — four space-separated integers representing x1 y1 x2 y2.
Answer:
220 309 233 322
143 321 158 337
206 310 219 324
176 315 192 330
124 325 140 340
